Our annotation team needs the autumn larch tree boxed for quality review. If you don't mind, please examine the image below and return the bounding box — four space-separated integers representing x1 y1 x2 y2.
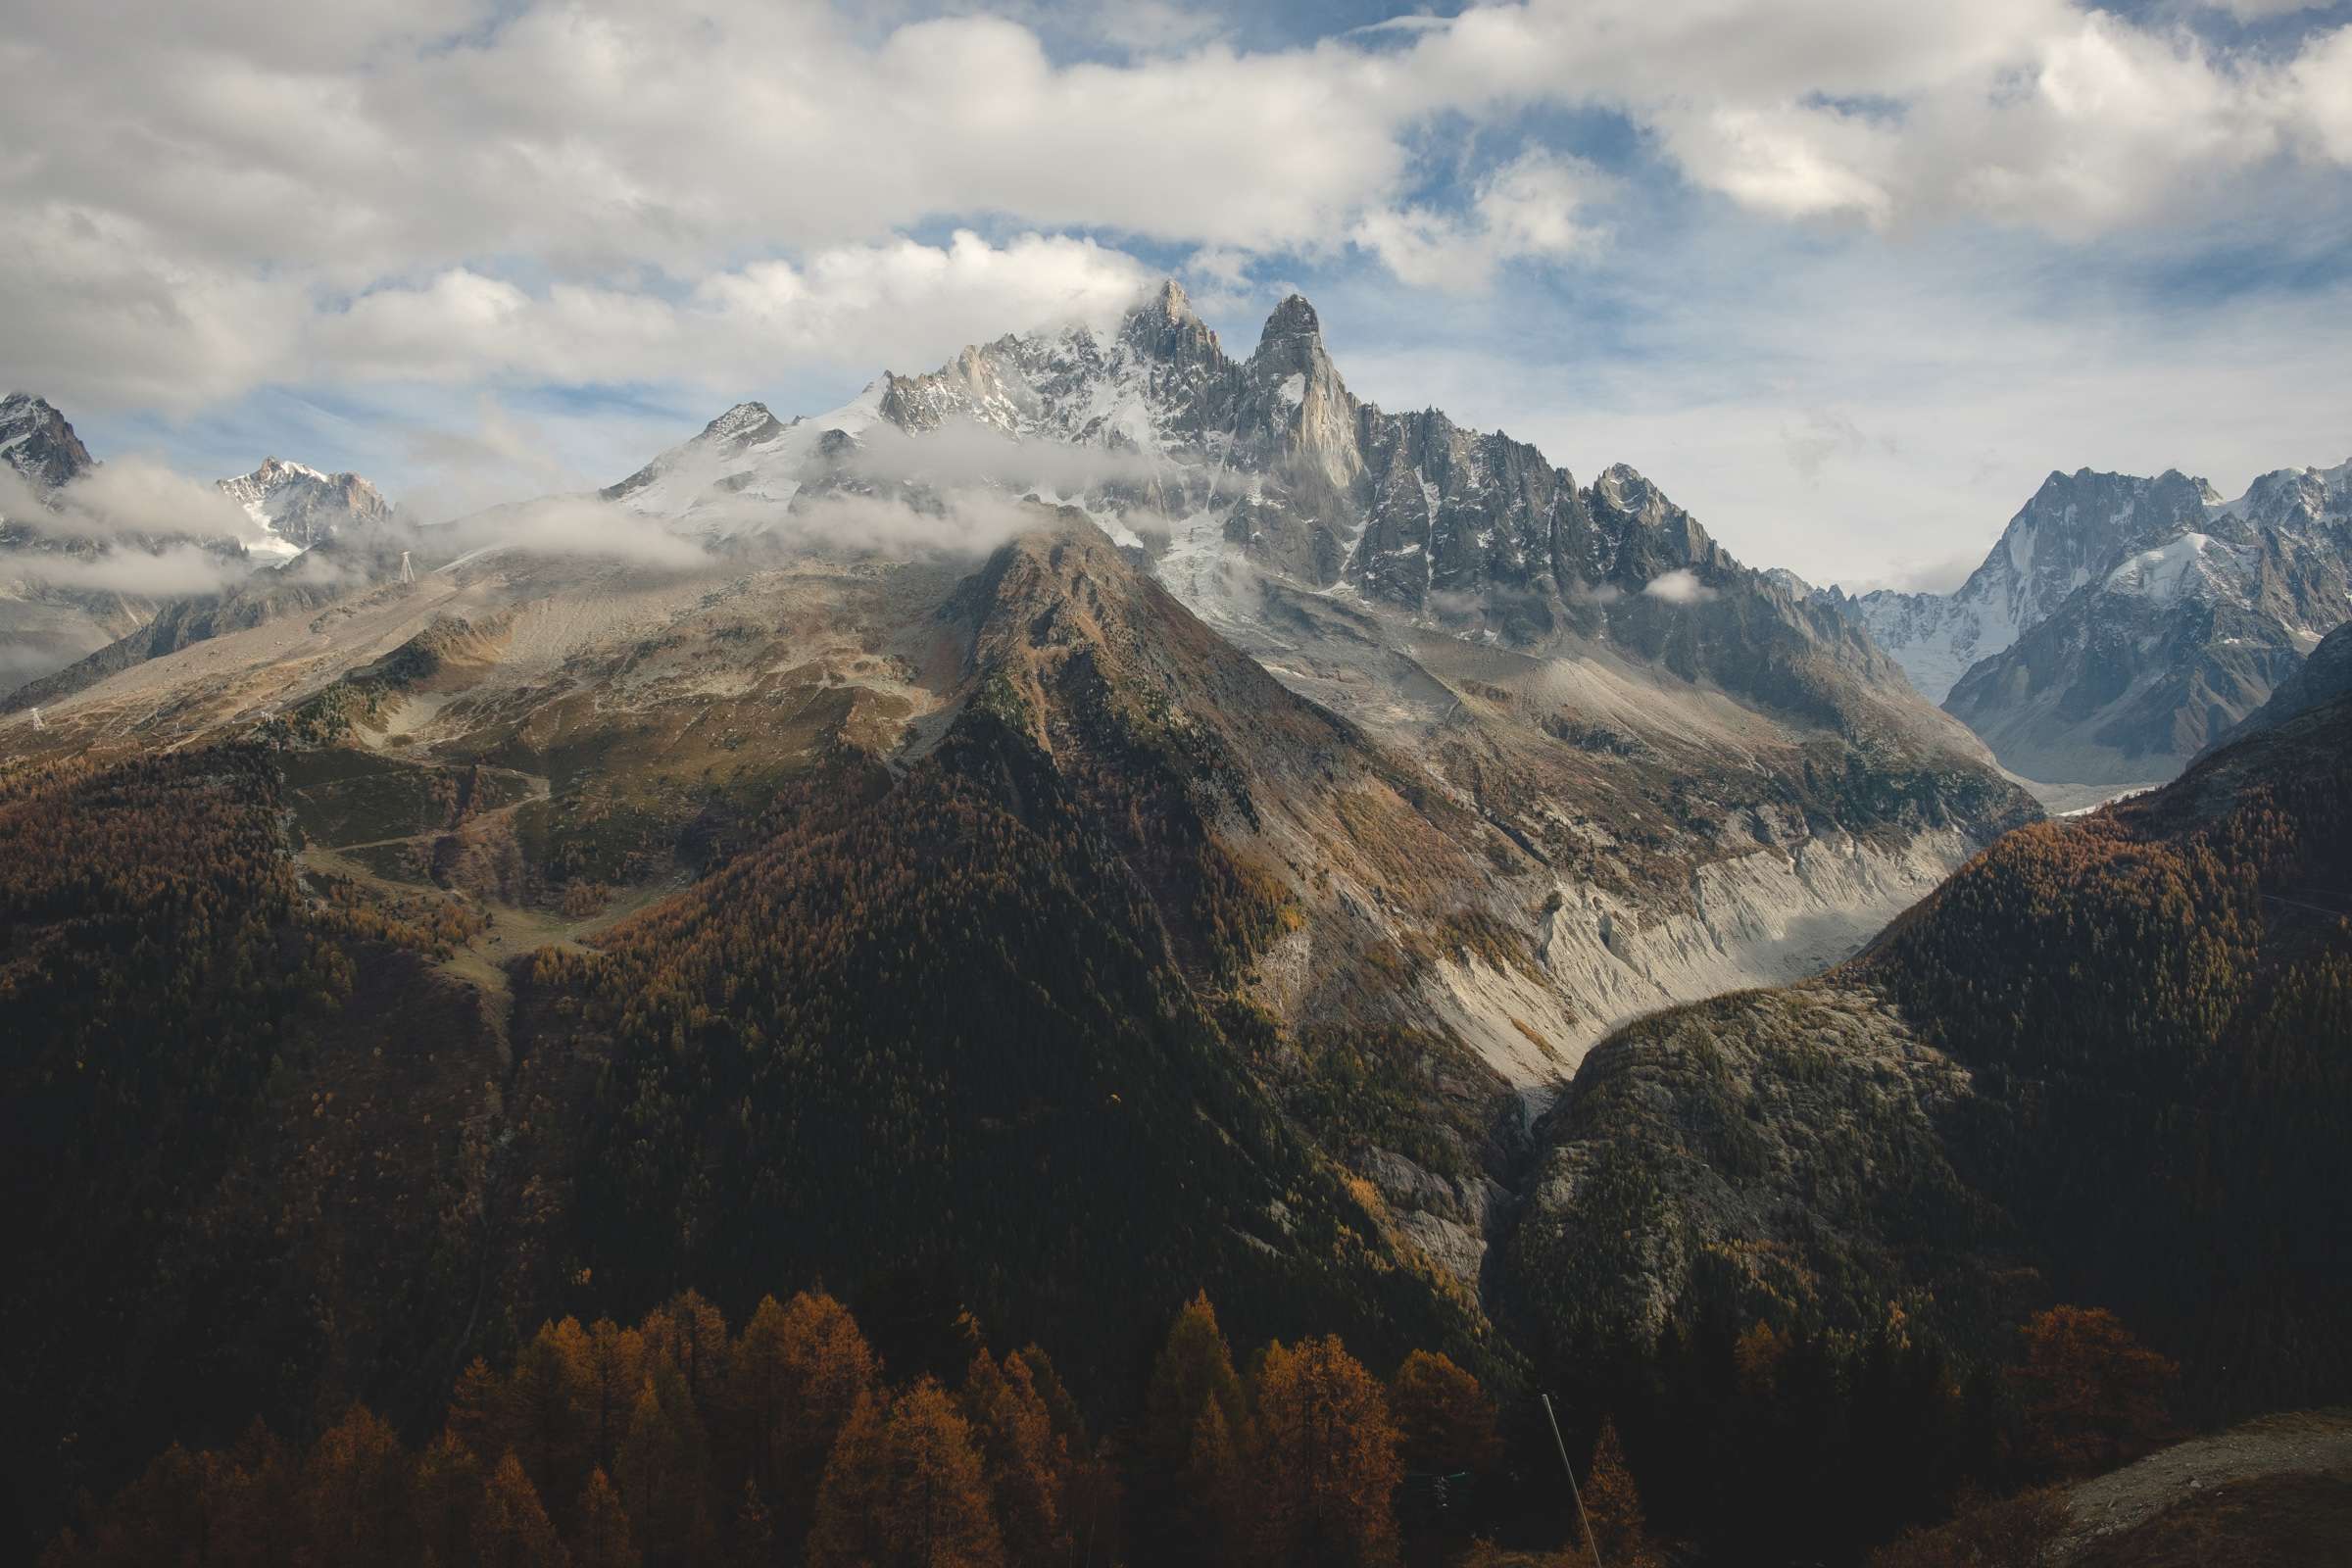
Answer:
808 1379 1005 1568
573 1467 638 1568
1579 1418 1665 1568
414 1430 485 1566
960 1349 1071 1566
474 1451 569 1568
303 1404 415 1568
1389 1350 1501 1478
1138 1292 1249 1563
730 1290 878 1538
1249 1335 1403 1568
617 1366 715 1567
2006 1306 2179 1478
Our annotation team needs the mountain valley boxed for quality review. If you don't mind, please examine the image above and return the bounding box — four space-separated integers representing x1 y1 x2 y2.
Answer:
3 285 2348 1568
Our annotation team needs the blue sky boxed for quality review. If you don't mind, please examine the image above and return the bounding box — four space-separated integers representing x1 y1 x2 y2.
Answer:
7 0 2350 588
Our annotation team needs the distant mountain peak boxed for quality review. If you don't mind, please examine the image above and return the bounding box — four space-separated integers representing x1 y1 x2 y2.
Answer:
217 455 389 559
1151 276 1195 319
702 401 784 442
1833 452 2352 786
0 391 96 493
1258 292 1322 346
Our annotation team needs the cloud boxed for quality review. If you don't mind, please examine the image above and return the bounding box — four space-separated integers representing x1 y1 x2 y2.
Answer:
772 491 1054 560
840 418 1246 502
421 482 1071 574
60 458 259 542
1 455 263 549
16 229 1152 417
1853 553 1985 595
1642 567 1714 604
2206 0 2328 18
6 0 2351 416
1782 409 1897 485
3 543 255 598
1352 149 1606 292
428 496 713 571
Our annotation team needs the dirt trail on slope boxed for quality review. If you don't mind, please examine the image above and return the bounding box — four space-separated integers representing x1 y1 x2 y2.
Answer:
2056 1408 2352 1559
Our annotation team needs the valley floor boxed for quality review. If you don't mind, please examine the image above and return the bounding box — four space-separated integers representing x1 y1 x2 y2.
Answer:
2006 769 2171 816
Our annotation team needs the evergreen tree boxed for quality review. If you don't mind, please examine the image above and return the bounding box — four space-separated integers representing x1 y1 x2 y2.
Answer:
1138 1292 1248 1561
1579 1419 1662 1568
2007 1307 2178 1477
643 1291 732 1416
730 1290 877 1530
474 1452 569 1568
573 1468 637 1568
303 1405 415 1568
961 1349 1070 1566
583 1320 648 1477
451 1358 514 1466
415 1431 485 1568
617 1367 713 1567
511 1319 596 1511
725 1481 775 1568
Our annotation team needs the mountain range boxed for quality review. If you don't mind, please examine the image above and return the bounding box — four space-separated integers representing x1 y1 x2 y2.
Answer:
1834 458 2352 787
2 284 2349 1564
0 395 391 694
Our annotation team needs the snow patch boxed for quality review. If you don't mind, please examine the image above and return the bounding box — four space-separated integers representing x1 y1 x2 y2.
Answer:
2103 532 2227 602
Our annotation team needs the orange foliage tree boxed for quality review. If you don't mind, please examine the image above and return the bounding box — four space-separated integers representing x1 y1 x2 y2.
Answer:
1249 1335 1404 1568
807 1379 1004 1568
1390 1350 1502 1477
2007 1306 2178 1477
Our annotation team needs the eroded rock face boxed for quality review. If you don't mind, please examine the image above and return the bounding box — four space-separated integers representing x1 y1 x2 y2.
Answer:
1504 982 1977 1356
1501 692 2352 1413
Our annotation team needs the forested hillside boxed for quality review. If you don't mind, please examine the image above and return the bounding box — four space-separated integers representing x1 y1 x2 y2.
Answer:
41 1287 1583 1568
0 530 1512 1558
1500 691 2352 1558
7 539 2345 1567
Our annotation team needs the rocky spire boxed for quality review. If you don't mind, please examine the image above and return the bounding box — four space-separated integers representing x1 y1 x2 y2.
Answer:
1121 277 1221 367
1259 293 1320 347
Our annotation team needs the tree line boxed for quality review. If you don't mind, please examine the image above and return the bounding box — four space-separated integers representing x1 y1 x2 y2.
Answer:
42 1287 1672 1568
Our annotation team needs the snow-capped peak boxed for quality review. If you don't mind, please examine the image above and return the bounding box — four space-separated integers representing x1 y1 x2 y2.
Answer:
2102 531 2232 602
0 391 96 492
602 382 887 537
216 456 389 559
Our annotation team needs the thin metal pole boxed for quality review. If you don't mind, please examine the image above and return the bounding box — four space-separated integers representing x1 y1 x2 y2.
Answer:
1541 1393 1603 1568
